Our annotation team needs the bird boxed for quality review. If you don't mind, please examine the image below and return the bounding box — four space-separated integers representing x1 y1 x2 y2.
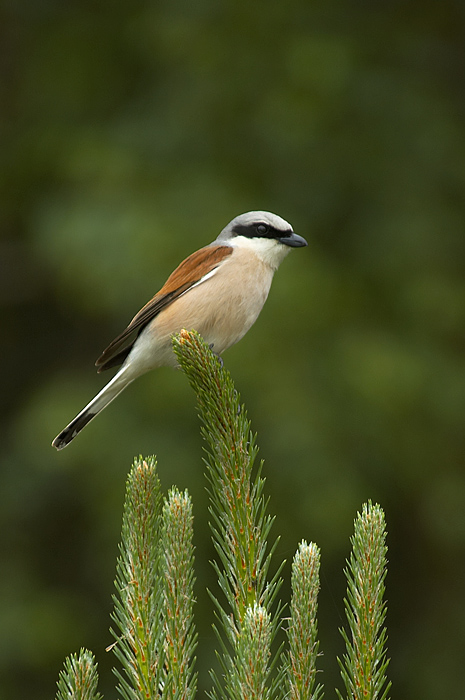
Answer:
52 211 307 449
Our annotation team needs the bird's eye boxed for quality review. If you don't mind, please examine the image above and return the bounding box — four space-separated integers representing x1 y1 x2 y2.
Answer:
256 223 269 235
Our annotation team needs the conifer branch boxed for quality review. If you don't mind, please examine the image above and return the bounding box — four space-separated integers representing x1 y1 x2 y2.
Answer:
161 487 197 700
55 648 102 700
337 502 390 700
285 541 323 700
173 330 282 700
227 604 273 700
110 456 164 700
54 334 394 700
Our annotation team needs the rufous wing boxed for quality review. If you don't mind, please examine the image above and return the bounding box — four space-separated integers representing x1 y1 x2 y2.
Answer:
95 244 233 371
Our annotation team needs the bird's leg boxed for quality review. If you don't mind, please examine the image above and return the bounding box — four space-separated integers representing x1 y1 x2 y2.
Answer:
209 343 224 368
209 344 240 413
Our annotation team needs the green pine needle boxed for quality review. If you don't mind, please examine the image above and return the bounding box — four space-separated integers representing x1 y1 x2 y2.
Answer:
337 501 391 700
110 456 164 700
55 648 102 700
173 330 281 623
173 330 282 700
227 604 273 700
286 541 323 700
161 487 197 700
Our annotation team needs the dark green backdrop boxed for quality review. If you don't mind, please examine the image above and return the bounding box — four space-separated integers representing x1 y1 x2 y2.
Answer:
1 1 464 698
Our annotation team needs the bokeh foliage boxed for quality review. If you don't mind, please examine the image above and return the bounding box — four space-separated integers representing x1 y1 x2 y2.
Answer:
1 1 464 698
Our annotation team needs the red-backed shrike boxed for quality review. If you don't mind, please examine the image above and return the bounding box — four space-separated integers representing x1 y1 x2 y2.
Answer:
52 211 307 449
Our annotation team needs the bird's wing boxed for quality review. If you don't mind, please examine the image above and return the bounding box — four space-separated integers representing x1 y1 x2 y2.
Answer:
95 244 233 370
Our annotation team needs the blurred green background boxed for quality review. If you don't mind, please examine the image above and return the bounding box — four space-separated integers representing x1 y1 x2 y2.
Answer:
1 1 465 698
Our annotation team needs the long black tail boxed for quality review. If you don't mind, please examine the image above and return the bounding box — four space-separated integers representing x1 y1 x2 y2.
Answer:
52 366 133 449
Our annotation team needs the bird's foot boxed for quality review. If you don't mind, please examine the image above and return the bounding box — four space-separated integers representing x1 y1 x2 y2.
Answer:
209 343 224 368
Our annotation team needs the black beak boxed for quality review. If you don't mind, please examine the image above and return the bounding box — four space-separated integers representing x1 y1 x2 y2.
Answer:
279 232 308 248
